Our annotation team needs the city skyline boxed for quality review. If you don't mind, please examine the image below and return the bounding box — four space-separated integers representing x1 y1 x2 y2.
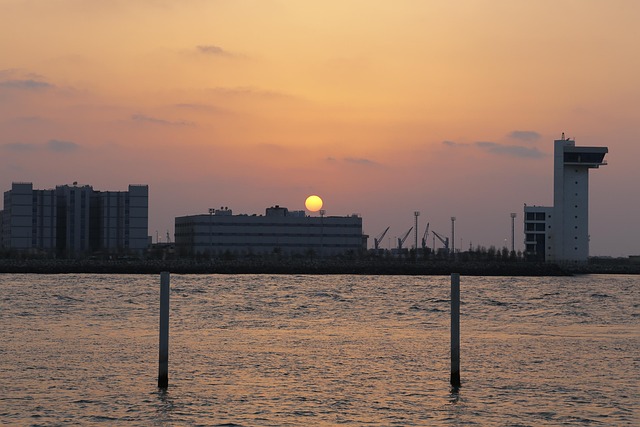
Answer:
1 1 639 256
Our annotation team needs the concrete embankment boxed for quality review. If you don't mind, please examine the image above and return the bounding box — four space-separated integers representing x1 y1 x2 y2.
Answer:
3 258 634 275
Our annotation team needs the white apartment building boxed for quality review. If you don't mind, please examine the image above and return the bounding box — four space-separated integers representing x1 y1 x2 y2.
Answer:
1 182 149 257
524 135 607 262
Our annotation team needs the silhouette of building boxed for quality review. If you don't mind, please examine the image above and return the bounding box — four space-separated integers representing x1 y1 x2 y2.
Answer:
175 205 366 257
524 134 607 262
1 182 149 257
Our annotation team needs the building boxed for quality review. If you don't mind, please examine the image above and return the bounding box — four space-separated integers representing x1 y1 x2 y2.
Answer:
524 134 608 262
175 205 366 257
1 182 149 257
95 185 149 255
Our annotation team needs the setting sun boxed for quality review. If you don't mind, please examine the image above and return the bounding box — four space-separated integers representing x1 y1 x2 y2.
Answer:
305 195 323 212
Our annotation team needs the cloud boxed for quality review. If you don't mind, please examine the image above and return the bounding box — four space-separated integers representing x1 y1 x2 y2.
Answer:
344 157 379 166
210 86 296 101
2 142 38 151
197 45 235 58
475 141 545 158
47 139 79 152
174 103 228 114
0 79 53 90
508 130 541 142
442 140 468 147
325 156 379 166
131 114 195 126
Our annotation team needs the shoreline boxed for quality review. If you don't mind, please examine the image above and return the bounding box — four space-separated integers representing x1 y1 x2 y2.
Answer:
1 259 638 276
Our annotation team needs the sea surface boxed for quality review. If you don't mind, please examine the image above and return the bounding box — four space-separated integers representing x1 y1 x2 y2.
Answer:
1 274 638 426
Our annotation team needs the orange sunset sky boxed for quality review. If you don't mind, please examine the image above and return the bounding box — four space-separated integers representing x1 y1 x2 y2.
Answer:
1 0 639 256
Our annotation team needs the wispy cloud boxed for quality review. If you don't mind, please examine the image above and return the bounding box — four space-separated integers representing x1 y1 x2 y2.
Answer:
475 141 545 158
442 140 468 147
344 157 379 166
197 45 235 58
131 114 195 126
2 139 79 153
210 86 295 100
0 79 53 90
325 156 379 166
508 130 541 142
47 139 78 153
2 142 38 151
174 103 228 114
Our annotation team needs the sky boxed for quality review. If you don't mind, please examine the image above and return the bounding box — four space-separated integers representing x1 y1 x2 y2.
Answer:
1 0 639 256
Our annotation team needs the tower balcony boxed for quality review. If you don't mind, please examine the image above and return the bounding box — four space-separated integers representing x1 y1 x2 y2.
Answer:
563 146 608 168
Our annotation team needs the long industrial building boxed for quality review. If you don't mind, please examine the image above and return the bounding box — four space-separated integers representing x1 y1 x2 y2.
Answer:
0 182 149 257
524 134 608 262
175 205 366 257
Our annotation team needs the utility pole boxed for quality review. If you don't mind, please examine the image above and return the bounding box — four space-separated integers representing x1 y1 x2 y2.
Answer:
414 211 420 259
510 213 517 253
451 217 456 257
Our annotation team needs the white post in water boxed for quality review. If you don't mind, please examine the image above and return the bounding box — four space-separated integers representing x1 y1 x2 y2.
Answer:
158 271 170 388
450 273 461 388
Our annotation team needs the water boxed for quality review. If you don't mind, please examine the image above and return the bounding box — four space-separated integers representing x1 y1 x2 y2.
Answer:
1 274 638 426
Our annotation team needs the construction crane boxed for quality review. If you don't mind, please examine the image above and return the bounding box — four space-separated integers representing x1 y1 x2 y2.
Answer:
374 226 390 250
397 227 413 251
421 222 430 249
432 230 449 252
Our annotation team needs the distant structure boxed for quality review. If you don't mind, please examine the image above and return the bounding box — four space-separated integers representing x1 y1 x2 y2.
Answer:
175 205 366 257
524 134 608 262
0 182 149 258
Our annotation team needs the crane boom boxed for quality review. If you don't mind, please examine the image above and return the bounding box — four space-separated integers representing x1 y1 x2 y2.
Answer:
421 222 430 249
374 226 390 250
432 230 449 250
397 227 413 250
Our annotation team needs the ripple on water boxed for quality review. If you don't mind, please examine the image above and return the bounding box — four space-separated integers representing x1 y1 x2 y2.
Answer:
0 273 638 426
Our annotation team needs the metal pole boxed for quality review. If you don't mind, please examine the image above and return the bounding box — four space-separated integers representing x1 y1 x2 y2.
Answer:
450 273 461 388
158 271 170 388
414 211 420 260
510 213 516 253
451 217 456 257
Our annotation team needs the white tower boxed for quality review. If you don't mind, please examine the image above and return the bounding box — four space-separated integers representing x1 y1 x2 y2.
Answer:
551 134 607 262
